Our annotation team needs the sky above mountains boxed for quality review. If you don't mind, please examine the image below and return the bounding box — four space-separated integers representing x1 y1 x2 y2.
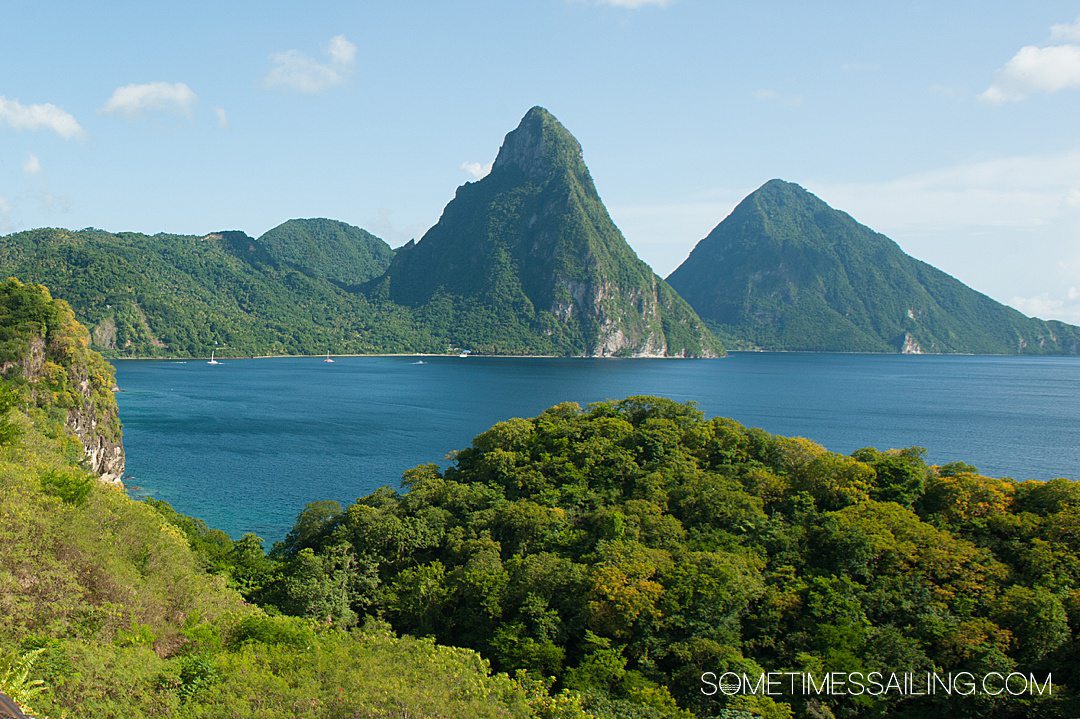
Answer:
3 1 1080 323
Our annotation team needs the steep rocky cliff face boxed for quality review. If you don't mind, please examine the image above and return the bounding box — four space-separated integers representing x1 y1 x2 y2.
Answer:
62 360 124 484
0 278 124 484
374 107 721 357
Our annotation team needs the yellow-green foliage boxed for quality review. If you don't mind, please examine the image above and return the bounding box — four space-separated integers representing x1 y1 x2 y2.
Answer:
271 397 1079 719
0 277 121 441
0 392 570 719
0 278 587 719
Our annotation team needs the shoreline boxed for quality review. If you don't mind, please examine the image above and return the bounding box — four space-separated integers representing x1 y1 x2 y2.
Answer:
104 350 1080 361
108 352 725 361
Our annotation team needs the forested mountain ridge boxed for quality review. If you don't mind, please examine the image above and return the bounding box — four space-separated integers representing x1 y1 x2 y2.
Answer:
0 278 595 719
5 120 1076 357
667 179 1080 354
257 217 395 287
0 225 432 357
0 108 719 358
373 106 720 357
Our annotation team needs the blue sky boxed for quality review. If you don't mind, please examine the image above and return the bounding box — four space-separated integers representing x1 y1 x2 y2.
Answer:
3 1 1080 322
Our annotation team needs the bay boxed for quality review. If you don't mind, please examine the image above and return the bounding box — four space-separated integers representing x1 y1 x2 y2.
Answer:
112 353 1080 542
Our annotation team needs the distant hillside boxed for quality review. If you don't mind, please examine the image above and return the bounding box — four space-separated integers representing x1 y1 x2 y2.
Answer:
0 108 720 360
668 179 1080 354
257 217 394 287
374 107 720 357
0 227 430 357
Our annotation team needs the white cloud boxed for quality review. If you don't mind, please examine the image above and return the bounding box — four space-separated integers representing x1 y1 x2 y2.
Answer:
1011 289 1080 323
460 161 492 180
815 150 1080 233
593 0 671 6
981 44 1080 103
214 107 229 129
326 34 357 66
1051 16 1080 42
102 82 198 116
982 16 1080 103
23 153 41 175
264 34 356 94
0 96 83 139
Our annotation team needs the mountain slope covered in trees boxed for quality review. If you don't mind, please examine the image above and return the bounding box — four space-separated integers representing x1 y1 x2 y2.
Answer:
373 106 719 357
0 108 719 358
0 226 432 357
667 180 1080 354
257 217 395 287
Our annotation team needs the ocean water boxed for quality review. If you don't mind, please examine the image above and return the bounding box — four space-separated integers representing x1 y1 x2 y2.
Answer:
112 353 1080 542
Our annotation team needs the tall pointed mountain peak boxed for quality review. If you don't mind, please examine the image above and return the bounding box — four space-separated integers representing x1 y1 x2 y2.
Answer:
491 106 587 180
668 180 1080 354
376 106 720 357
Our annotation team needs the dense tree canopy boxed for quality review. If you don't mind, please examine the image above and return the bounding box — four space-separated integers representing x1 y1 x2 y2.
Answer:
244 397 1078 719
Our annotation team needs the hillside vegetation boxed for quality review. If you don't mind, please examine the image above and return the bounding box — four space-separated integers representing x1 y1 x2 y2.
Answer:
0 225 431 357
374 107 719 357
668 180 1080 354
241 397 1079 719
0 109 719 359
257 218 395 287
0 279 594 719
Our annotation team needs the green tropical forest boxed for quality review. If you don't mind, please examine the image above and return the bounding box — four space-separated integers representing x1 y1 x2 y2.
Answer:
237 397 1078 719
0 110 720 360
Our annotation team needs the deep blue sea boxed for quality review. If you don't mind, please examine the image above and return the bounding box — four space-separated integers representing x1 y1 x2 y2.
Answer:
112 353 1080 543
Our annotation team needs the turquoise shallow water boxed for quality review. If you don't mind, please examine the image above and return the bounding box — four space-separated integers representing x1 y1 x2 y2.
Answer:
112 353 1080 542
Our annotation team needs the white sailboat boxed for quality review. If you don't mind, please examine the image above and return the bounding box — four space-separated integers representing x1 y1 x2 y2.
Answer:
207 350 220 365
323 351 335 363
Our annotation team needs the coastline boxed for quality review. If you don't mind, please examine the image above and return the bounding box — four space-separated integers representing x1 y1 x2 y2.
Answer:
108 352 725 361
104 350 1080 361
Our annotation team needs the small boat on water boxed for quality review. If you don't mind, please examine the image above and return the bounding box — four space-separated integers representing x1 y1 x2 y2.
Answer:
458 350 471 358
411 360 426 365
323 352 335 363
207 350 220 365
